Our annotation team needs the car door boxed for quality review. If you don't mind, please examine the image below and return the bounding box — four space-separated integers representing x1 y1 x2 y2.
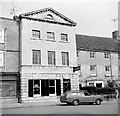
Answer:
77 92 85 103
83 92 94 103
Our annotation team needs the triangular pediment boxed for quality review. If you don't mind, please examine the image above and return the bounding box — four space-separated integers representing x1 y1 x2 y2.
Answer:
20 7 77 26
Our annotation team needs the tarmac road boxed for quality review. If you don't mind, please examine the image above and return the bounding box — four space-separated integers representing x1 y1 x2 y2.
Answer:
2 99 119 114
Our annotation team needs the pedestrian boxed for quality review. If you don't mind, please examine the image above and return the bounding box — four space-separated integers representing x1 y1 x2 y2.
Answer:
115 88 119 99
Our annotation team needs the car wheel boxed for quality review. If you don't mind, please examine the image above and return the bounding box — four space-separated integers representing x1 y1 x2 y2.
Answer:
73 100 79 106
95 99 101 105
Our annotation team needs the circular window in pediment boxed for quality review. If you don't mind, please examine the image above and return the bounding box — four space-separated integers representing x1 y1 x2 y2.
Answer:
45 14 54 20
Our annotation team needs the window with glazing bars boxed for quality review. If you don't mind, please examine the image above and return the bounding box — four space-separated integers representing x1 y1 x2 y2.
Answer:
48 51 55 65
47 32 55 40
32 50 41 64
32 30 40 39
62 52 69 66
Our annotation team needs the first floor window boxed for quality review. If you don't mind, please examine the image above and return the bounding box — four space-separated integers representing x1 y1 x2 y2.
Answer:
105 66 110 72
62 52 69 66
90 65 96 75
105 66 111 75
48 51 55 65
32 50 41 64
0 30 4 43
0 52 4 67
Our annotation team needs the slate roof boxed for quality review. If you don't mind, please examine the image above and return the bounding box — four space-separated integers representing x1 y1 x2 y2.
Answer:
76 34 118 52
19 7 77 26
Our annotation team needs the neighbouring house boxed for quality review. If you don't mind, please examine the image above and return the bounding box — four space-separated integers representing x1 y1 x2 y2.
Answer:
0 17 20 101
76 34 119 88
18 7 79 102
118 1 120 86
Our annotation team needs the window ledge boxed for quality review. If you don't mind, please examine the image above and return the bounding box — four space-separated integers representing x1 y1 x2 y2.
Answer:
0 42 4 44
60 41 69 43
46 39 56 42
31 37 42 40
90 74 97 77
105 74 111 77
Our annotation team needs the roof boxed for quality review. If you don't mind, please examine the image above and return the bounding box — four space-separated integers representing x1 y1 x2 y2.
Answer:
19 7 77 26
76 34 118 52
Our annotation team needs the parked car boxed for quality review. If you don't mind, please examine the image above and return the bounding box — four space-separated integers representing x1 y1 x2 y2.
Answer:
60 90 104 105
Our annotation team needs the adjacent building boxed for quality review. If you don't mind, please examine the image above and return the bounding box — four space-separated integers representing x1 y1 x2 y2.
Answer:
19 7 79 102
118 1 120 86
76 34 119 88
0 17 20 100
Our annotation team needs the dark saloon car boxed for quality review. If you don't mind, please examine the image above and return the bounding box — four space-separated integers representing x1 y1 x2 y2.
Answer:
60 90 104 105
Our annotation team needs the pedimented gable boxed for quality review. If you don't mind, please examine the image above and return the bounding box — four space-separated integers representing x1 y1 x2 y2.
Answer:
20 7 77 26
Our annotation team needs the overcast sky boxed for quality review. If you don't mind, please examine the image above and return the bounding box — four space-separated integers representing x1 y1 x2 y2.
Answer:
0 0 119 37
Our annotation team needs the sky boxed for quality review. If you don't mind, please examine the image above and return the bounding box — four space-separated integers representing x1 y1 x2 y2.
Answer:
0 0 119 38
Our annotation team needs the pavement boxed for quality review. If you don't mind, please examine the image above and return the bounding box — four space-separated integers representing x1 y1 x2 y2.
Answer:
1 99 61 109
1 98 119 109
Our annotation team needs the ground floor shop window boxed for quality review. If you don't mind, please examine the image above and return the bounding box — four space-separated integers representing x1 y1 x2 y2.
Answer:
89 83 94 87
28 79 61 97
1 80 16 97
34 80 40 95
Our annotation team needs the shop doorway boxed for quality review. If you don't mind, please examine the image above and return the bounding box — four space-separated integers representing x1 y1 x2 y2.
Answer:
63 79 71 93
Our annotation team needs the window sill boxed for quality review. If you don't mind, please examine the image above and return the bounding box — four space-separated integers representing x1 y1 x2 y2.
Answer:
90 74 97 77
46 39 56 42
105 74 111 77
31 37 42 40
0 42 4 44
60 41 69 43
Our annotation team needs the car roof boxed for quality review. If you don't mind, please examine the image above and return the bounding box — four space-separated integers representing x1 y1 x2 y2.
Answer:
66 90 87 93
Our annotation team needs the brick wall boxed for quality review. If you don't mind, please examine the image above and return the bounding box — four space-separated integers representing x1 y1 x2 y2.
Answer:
0 17 20 73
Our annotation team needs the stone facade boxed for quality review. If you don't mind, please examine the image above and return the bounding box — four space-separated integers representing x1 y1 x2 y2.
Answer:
19 8 79 102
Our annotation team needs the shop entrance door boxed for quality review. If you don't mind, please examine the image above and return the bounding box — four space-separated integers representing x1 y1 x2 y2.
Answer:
63 79 71 93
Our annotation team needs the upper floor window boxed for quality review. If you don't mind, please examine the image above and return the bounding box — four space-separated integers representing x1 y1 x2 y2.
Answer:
118 53 120 59
0 30 4 43
104 52 110 59
76 50 79 57
90 65 96 75
62 52 69 66
32 50 41 64
119 66 120 71
47 32 55 41
90 52 95 59
32 30 40 39
61 33 68 42
48 51 56 65
0 52 4 67
105 66 110 72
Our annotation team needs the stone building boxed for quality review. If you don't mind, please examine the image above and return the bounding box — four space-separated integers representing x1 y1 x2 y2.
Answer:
0 17 20 100
19 7 79 102
76 34 119 88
